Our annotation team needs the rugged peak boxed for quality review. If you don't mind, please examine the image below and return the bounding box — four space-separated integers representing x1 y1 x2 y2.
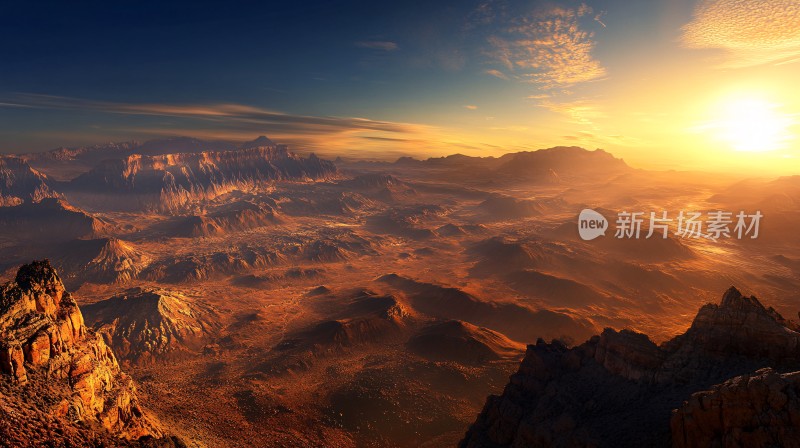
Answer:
95 237 140 260
0 262 165 443
721 285 742 303
14 259 64 298
668 286 798 360
719 285 763 310
0 260 67 319
460 288 800 447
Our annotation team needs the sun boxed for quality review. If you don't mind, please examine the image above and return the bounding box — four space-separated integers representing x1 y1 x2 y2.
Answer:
712 96 793 152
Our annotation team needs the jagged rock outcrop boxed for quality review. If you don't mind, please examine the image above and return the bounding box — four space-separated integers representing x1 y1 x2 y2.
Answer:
0 156 58 206
671 368 800 448
82 287 220 364
0 260 166 444
460 287 800 448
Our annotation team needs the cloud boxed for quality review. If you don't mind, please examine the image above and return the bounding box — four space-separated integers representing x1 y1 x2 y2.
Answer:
484 69 508 79
1 93 535 159
682 0 800 67
526 93 550 100
0 93 456 157
355 40 399 51
1 93 426 134
464 104 478 110
593 11 607 28
537 98 605 126
484 3 606 89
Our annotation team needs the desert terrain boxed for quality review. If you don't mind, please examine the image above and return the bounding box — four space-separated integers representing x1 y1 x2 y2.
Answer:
2 136 800 447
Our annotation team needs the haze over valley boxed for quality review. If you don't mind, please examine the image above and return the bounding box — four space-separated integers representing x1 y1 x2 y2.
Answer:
2 135 800 446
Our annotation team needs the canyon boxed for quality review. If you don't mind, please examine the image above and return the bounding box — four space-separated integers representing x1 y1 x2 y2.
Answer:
0 136 798 447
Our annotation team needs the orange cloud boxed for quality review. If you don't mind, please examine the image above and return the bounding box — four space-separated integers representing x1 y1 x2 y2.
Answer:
0 94 465 158
682 0 800 67
485 3 606 89
484 69 508 79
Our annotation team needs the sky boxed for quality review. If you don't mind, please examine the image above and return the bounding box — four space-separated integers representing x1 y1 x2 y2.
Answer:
1 0 800 173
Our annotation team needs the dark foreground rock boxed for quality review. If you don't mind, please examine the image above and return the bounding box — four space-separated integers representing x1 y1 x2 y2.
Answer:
460 287 800 448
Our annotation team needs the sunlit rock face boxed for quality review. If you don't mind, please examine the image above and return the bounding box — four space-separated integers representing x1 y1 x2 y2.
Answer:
0 156 57 206
0 260 164 443
68 144 337 213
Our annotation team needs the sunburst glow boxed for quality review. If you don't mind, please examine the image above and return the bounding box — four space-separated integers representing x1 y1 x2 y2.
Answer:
712 97 794 152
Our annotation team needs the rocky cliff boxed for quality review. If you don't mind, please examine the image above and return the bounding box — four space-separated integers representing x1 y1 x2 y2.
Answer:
0 260 175 446
671 368 800 448
68 144 337 213
460 287 800 448
0 156 58 205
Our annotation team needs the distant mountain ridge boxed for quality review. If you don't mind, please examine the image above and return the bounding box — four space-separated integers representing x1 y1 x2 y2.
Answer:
393 146 628 184
4 139 632 211
55 138 337 212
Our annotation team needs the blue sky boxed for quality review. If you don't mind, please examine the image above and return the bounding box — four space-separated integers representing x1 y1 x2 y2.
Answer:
2 0 799 172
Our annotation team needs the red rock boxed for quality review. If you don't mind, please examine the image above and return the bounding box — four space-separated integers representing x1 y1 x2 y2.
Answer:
0 260 168 442
672 369 800 448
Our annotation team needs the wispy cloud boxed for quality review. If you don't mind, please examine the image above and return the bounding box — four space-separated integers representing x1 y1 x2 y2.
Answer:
526 93 550 100
538 99 605 127
682 0 800 67
355 40 399 51
593 11 607 28
0 93 530 159
0 93 456 157
1 93 424 134
484 68 508 79
484 3 606 90
464 104 478 110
